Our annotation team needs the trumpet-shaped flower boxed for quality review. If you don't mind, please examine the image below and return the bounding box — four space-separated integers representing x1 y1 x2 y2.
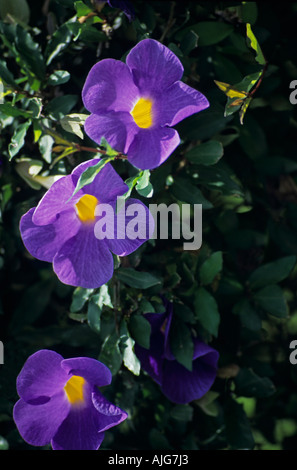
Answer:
94 0 135 21
135 299 219 404
82 38 209 170
13 350 127 450
20 158 152 288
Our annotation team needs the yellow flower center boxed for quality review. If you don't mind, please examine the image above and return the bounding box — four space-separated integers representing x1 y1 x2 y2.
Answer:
131 97 153 129
64 375 86 405
75 194 98 223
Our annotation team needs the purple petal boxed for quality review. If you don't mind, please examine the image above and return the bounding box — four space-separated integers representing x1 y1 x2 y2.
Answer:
193 340 220 366
32 175 76 226
161 351 218 404
127 126 180 170
61 357 112 388
92 389 128 432
51 403 105 450
16 350 69 402
13 392 70 447
20 207 80 263
126 39 184 93
53 226 114 288
107 0 135 20
71 159 129 203
84 111 138 154
134 316 166 385
82 59 139 114
105 198 154 256
158 81 210 127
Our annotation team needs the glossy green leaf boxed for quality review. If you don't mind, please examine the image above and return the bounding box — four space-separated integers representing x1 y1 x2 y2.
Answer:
194 287 220 337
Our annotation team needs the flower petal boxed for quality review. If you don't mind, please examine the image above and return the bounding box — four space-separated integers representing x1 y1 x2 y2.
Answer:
71 159 128 203
135 313 166 386
105 198 154 256
53 227 114 288
51 403 105 450
161 350 218 404
32 174 76 226
127 126 180 170
13 392 70 447
16 350 69 402
84 111 138 154
20 207 80 263
61 357 112 388
92 389 128 432
82 58 139 114
126 39 184 93
158 81 210 127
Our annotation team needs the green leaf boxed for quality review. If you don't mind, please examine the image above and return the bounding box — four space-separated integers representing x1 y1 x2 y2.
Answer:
60 113 88 140
234 368 276 398
0 102 34 118
0 59 16 86
99 332 122 375
0 436 9 450
45 23 73 65
224 398 255 450
170 404 193 422
46 95 78 120
169 176 213 209
87 296 102 334
248 256 296 290
180 30 198 55
71 156 115 197
0 0 30 24
87 285 113 334
169 317 194 371
178 22 234 46
120 320 141 375
253 285 288 318
15 25 45 79
129 314 151 349
136 170 154 198
232 298 262 331
246 23 266 65
194 287 220 337
185 141 224 166
199 251 223 285
9 279 54 334
116 268 162 290
8 120 31 160
39 134 54 163
48 70 71 86
75 0 93 16
70 287 94 313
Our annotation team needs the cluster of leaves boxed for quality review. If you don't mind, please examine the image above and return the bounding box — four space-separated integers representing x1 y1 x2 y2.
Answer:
1 0 297 451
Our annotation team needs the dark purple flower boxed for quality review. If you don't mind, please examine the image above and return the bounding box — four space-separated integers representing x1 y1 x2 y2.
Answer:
13 350 127 450
20 158 153 288
82 38 209 170
94 0 135 21
135 300 219 404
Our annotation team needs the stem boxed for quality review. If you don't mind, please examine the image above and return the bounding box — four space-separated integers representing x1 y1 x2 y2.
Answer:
249 61 268 98
75 144 127 160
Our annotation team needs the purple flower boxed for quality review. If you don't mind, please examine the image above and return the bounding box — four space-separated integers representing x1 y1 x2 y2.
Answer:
13 350 127 450
135 300 219 404
94 0 135 21
82 38 209 170
20 158 152 288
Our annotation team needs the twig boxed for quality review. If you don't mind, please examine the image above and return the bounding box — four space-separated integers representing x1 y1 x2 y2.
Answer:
159 1 176 43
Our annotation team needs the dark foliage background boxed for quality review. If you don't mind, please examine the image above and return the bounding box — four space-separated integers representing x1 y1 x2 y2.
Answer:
1 0 297 451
